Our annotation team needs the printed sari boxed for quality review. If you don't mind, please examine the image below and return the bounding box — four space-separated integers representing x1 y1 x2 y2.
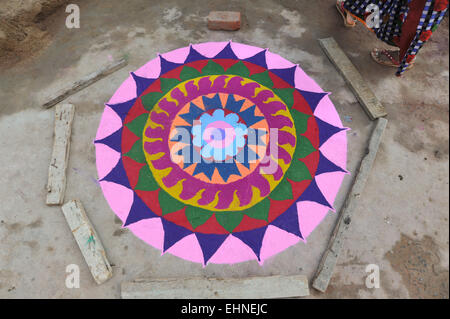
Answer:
344 0 448 76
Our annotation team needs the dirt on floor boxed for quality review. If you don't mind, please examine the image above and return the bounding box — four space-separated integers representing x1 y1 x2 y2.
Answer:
0 0 70 68
385 234 449 299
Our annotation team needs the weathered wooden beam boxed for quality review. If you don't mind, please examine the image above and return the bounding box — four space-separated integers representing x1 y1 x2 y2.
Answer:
312 118 388 292
121 275 309 299
318 37 387 120
46 103 75 206
42 57 128 109
61 200 113 285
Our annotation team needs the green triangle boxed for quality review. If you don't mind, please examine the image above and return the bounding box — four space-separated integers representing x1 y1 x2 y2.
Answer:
124 140 146 163
294 136 317 159
274 88 295 108
160 78 180 94
141 92 164 111
125 113 148 137
185 206 213 229
159 190 185 216
135 164 160 191
180 66 202 81
269 178 294 201
215 211 244 232
201 60 225 75
225 61 250 78
286 160 312 182
251 71 273 88
291 109 310 135
244 198 270 221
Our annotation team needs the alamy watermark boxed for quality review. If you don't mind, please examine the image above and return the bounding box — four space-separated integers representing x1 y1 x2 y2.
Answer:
365 4 381 28
65 264 80 288
65 4 80 29
168 124 280 175
365 264 380 289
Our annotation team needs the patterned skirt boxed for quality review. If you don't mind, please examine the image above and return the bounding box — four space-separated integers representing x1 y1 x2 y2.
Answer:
344 0 448 76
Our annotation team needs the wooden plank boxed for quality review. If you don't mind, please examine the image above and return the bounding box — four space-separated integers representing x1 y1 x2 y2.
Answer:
42 58 128 109
121 275 309 299
318 37 387 120
312 118 388 292
46 103 75 206
61 200 113 285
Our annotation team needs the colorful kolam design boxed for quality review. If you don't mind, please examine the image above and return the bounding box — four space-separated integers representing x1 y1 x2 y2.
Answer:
95 41 348 265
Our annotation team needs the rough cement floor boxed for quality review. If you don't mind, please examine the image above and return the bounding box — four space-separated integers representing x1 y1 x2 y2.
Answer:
0 0 448 299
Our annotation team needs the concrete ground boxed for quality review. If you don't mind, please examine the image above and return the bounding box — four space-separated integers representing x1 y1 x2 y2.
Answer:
0 0 448 299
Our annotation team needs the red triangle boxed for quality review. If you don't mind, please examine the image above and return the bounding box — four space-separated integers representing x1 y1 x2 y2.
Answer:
292 90 313 115
121 126 140 154
162 207 194 231
161 66 182 81
268 72 292 89
301 116 320 149
267 198 293 223
122 156 145 189
187 60 210 73
213 59 239 71
242 61 267 76
289 179 312 199
233 214 268 232
124 98 149 125
140 78 162 97
299 150 320 178
194 214 229 234
135 189 162 216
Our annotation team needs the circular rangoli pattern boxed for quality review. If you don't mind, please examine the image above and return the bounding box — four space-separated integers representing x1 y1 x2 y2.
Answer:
95 41 348 265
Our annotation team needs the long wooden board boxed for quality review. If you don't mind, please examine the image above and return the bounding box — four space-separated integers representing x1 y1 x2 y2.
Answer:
319 37 387 120
312 118 388 292
42 58 127 109
61 200 113 285
121 275 309 299
46 103 75 206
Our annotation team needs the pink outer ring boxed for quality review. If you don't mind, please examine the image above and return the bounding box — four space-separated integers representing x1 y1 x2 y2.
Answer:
95 41 348 265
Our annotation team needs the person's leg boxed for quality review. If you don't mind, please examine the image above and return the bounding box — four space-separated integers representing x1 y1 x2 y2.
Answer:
336 0 356 27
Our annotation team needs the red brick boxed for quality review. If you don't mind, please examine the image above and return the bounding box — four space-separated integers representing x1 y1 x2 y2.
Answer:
207 11 241 31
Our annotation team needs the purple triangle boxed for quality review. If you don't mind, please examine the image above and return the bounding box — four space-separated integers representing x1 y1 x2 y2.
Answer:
233 227 268 261
184 45 208 63
130 73 155 97
195 233 229 265
297 178 333 209
270 66 297 87
162 219 192 252
159 55 183 75
99 158 131 189
94 128 122 153
213 42 238 60
244 49 267 68
315 117 346 147
271 203 303 238
124 193 158 226
298 90 328 113
106 98 136 122
316 151 347 175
